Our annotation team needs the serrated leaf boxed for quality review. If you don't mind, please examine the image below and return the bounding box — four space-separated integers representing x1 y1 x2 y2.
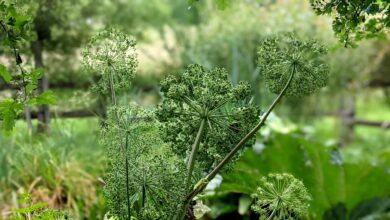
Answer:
0 64 12 83
28 91 56 105
29 68 44 80
26 83 37 94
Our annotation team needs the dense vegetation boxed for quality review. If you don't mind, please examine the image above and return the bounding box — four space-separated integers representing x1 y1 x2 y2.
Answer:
1 0 389 219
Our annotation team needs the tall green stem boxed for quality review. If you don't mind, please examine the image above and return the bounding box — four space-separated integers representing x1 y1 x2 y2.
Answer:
125 132 131 220
178 119 206 220
185 67 296 203
109 68 117 106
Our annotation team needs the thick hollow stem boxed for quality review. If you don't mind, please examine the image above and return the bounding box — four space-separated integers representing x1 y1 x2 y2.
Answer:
185 119 206 192
185 67 296 203
178 119 206 220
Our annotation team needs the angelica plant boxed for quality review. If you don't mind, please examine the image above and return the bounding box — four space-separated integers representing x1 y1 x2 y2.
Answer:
103 106 185 220
251 173 311 220
86 29 328 220
84 29 185 220
157 64 259 218
82 28 137 104
178 34 328 219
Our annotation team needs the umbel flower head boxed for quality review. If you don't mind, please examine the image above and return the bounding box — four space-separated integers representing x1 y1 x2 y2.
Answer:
258 33 329 97
82 28 137 94
103 106 185 220
157 64 259 172
251 173 311 220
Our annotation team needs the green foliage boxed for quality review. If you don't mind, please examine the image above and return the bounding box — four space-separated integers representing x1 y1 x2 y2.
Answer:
28 91 57 105
0 1 32 46
157 64 259 173
10 192 65 220
219 131 390 218
103 106 185 219
323 197 390 220
0 2 56 131
251 173 311 220
0 99 24 131
82 28 137 95
258 33 329 97
0 118 107 219
310 0 389 45
0 63 12 83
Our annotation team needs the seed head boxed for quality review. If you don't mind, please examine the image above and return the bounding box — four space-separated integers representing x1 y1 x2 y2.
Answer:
82 28 137 94
157 64 260 172
258 33 329 97
251 173 311 220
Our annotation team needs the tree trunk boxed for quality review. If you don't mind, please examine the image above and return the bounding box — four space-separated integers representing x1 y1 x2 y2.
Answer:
339 90 356 147
32 39 50 134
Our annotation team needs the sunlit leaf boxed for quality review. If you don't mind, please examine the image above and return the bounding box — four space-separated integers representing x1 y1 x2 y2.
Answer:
0 64 12 83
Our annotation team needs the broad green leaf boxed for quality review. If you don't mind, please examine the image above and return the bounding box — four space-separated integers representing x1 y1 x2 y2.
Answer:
0 64 12 83
28 91 56 105
219 132 390 218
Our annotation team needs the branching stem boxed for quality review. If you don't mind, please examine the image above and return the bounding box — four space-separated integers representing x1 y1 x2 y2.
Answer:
179 118 206 220
184 66 296 205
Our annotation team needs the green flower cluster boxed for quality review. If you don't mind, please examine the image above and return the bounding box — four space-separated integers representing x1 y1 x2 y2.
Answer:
157 64 260 173
103 106 185 220
82 28 137 95
258 33 329 97
251 173 311 220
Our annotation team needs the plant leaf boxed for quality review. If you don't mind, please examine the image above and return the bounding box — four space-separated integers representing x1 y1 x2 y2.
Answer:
28 91 56 105
0 99 24 131
0 64 12 83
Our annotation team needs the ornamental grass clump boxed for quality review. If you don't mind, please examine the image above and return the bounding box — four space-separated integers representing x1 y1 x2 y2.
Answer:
251 173 311 220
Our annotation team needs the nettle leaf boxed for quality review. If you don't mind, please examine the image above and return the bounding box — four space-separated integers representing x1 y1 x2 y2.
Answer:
25 68 44 94
0 64 12 83
0 99 24 131
29 68 44 80
28 91 57 105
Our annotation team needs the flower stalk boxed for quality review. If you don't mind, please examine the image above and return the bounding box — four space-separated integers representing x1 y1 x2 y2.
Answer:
179 119 206 220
